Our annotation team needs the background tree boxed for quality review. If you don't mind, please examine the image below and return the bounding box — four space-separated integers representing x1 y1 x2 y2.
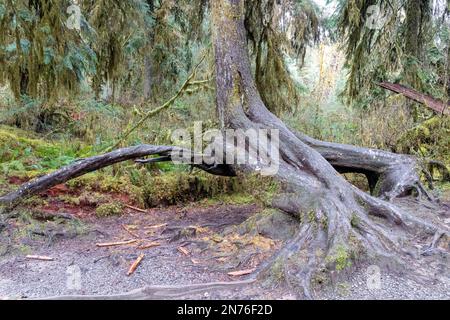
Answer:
337 0 449 112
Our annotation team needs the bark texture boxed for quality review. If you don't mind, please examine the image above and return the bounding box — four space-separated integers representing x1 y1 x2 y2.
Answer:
210 0 448 298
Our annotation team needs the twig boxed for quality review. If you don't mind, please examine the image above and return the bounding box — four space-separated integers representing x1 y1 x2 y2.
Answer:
26 255 54 261
137 242 161 250
177 246 190 256
121 224 140 238
96 239 138 248
127 254 145 276
124 205 147 213
227 268 256 277
145 223 168 230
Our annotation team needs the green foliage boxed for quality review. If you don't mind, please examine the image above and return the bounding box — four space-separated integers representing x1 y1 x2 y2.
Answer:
0 125 81 175
326 244 352 271
336 0 449 111
95 202 124 217
0 0 149 100
142 171 240 207
396 116 450 165
247 0 320 114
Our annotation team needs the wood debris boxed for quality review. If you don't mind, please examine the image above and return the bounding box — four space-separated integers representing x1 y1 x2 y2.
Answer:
137 242 161 250
96 239 138 247
127 254 145 276
177 246 190 256
125 204 148 213
227 268 256 277
146 223 168 230
121 224 140 238
25 255 54 261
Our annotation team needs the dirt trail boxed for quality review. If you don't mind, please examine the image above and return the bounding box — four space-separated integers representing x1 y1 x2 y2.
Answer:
0 203 288 299
0 198 449 300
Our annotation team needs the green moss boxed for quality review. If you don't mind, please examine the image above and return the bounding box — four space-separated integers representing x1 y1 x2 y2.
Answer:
326 245 352 271
350 213 360 228
267 257 285 283
21 196 48 207
142 172 242 207
95 202 124 217
397 117 450 165
0 125 85 176
58 194 81 206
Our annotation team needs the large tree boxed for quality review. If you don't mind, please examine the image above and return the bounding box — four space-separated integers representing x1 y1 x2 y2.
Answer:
1 0 448 298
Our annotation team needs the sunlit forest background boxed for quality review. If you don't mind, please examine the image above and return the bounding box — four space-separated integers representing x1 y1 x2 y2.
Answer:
0 0 449 208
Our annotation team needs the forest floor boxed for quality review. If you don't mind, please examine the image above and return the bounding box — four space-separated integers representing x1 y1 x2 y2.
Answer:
0 185 449 300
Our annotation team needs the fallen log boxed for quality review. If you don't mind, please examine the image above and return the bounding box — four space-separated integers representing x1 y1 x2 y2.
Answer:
0 145 234 207
378 82 449 115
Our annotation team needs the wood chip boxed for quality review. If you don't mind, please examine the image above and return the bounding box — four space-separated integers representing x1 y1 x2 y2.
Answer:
191 258 200 264
177 246 190 256
146 223 168 230
227 268 256 277
125 204 147 213
127 254 145 276
26 255 54 261
96 239 138 247
137 242 161 250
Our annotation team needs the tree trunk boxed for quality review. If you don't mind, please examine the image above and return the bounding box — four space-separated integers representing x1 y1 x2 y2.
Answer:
210 0 447 297
143 56 153 100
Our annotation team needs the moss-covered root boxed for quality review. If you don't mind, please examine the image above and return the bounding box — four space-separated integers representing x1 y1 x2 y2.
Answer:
254 190 448 299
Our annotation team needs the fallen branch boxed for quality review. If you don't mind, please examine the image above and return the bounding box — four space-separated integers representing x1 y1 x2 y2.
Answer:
124 205 147 214
378 82 449 115
121 224 141 238
25 255 54 261
0 145 234 207
127 254 145 276
96 239 138 248
227 268 256 277
137 242 161 250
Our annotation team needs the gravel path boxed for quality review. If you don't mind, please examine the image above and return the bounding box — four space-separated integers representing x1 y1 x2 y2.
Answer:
0 202 448 300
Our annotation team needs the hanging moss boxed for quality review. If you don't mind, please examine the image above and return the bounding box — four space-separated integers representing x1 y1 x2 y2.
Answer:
396 116 450 166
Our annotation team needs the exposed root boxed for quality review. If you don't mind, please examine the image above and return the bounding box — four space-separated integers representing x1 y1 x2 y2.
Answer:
36 280 256 300
253 187 449 299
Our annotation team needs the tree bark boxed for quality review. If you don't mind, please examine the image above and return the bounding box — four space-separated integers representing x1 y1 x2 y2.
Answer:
210 0 447 298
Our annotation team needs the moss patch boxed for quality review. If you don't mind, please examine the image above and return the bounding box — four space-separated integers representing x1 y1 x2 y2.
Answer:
0 125 82 176
95 202 124 217
326 244 352 271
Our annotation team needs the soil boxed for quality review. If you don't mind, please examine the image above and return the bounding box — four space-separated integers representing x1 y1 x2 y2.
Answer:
0 187 449 300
